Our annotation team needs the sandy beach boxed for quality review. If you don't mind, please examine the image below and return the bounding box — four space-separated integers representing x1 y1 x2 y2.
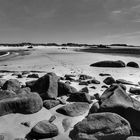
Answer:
0 46 140 140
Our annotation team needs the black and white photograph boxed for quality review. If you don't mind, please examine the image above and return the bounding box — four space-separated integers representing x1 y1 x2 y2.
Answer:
0 0 140 140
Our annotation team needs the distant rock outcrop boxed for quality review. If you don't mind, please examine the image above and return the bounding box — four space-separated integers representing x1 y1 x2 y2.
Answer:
90 60 125 67
56 102 89 117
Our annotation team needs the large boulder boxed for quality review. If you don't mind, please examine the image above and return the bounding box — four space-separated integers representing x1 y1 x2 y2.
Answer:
2 79 21 92
127 62 139 68
90 60 125 67
99 84 140 131
68 92 92 103
27 120 58 139
69 112 132 140
29 72 59 100
0 90 43 116
56 102 89 117
58 82 77 96
43 100 60 109
79 74 92 80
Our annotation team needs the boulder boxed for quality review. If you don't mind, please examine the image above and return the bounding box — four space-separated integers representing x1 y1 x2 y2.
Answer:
48 115 56 123
21 121 30 127
65 74 76 81
89 102 100 114
127 136 140 140
2 79 21 92
0 90 43 116
127 62 139 68
43 100 60 109
69 112 132 140
99 84 140 130
56 102 89 117
27 120 58 139
29 72 59 100
58 82 77 96
129 87 140 95
68 92 91 103
27 74 39 78
103 77 116 85
90 60 125 67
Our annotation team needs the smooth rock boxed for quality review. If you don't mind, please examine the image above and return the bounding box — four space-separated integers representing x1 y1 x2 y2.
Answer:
2 79 21 92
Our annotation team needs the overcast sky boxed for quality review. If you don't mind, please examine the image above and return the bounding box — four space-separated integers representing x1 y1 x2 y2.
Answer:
0 0 140 45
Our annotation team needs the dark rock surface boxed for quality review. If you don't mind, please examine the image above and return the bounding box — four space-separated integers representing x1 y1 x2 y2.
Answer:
29 72 59 100
2 79 21 92
103 76 115 85
0 90 43 116
127 62 139 68
90 60 125 67
129 87 140 95
69 112 132 140
68 92 91 103
56 102 89 117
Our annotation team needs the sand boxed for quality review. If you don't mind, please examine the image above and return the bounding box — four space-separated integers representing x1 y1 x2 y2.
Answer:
0 46 140 139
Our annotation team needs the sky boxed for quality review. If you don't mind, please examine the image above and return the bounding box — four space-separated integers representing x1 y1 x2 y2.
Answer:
0 0 140 45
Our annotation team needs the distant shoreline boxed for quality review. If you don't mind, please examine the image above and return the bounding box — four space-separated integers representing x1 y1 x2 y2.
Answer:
78 47 140 57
